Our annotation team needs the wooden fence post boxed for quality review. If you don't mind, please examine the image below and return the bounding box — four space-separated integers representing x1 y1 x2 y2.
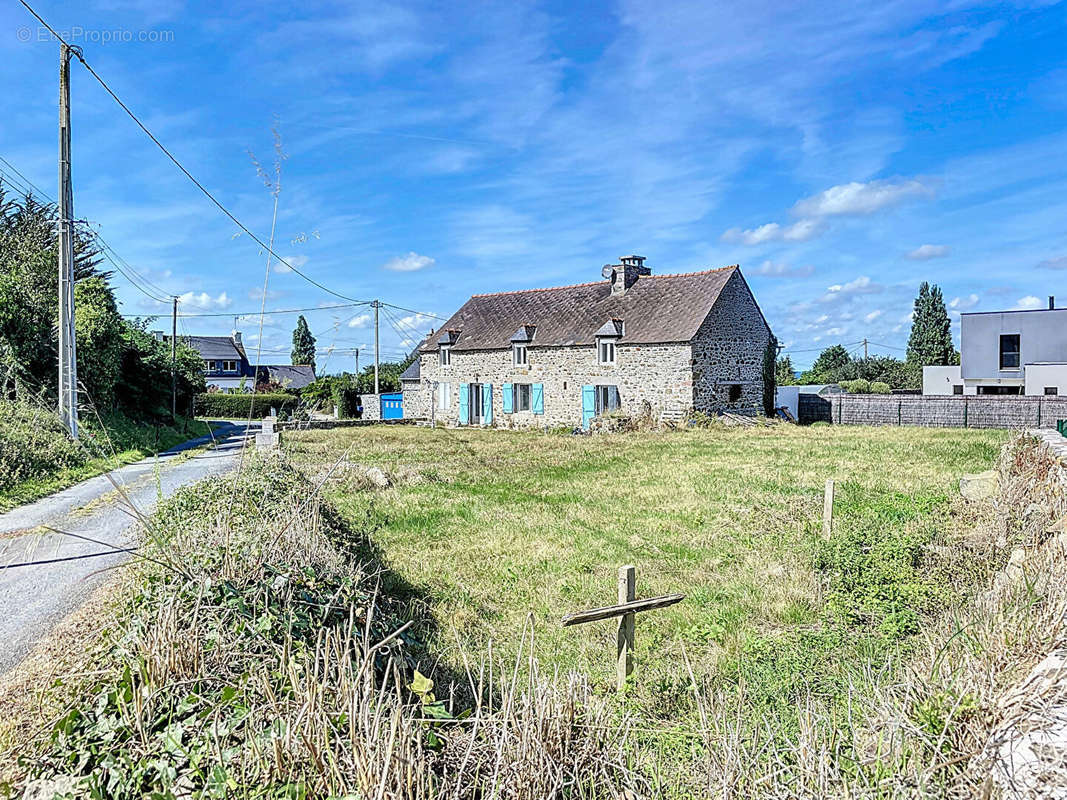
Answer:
617 565 635 691
823 479 835 540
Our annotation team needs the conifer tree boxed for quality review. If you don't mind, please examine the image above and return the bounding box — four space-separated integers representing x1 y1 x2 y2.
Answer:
906 282 955 365
291 315 316 373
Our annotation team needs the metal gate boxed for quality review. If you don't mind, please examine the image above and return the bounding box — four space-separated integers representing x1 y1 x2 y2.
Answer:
380 392 403 420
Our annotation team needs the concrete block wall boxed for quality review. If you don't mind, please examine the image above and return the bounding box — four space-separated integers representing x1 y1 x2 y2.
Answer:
828 395 1067 429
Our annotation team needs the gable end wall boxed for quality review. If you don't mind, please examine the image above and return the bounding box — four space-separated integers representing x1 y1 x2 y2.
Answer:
690 271 773 414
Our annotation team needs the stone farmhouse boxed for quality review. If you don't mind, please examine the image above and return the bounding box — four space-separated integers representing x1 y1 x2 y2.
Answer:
402 256 774 429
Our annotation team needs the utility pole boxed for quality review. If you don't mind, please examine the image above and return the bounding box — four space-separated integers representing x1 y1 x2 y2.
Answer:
373 300 380 394
171 296 178 419
354 347 359 377
57 43 78 439
863 338 869 360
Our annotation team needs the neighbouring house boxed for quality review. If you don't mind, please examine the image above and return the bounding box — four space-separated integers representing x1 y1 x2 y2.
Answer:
403 255 774 429
923 296 1067 396
158 330 316 392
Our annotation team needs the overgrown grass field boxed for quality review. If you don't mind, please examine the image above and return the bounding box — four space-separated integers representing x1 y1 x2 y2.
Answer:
286 424 1009 731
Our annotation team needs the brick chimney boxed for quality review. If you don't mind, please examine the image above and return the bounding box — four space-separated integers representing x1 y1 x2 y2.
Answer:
232 330 243 347
1050 296 1055 310
610 255 651 296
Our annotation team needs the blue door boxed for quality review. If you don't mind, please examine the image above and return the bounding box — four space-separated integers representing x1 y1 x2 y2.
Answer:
581 385 596 430
380 392 403 419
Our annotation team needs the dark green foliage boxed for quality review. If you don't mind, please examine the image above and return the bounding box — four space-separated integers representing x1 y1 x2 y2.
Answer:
74 278 125 409
775 355 796 386
907 282 957 366
0 399 86 490
193 392 300 418
762 337 778 416
116 321 206 418
800 345 852 384
291 315 316 372
798 347 921 390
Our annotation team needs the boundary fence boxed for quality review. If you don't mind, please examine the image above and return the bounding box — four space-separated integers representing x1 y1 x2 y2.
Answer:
825 394 1067 429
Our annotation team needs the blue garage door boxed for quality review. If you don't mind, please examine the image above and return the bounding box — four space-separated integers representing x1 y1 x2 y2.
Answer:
381 392 403 419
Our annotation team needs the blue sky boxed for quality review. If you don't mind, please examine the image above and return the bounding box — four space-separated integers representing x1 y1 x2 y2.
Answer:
1 0 1066 370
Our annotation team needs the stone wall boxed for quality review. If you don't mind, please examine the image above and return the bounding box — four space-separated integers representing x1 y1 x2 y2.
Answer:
360 393 381 421
828 394 1067 429
415 340 694 429
401 379 431 421
690 270 773 414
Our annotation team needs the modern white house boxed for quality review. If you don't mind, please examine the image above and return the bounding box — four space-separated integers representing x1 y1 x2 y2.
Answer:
923 296 1067 396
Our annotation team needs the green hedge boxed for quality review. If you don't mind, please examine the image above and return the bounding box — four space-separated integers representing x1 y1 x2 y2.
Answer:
193 393 300 419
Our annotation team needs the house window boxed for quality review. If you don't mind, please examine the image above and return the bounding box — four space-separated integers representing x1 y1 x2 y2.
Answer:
513 344 528 366
439 346 451 366
953 385 964 395
223 360 237 372
437 382 451 409
1045 386 1059 396
596 385 620 413
597 338 616 365
977 385 1022 395
999 334 1020 370
513 383 531 412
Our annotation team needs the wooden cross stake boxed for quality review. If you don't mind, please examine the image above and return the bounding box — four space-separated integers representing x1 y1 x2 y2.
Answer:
561 565 684 691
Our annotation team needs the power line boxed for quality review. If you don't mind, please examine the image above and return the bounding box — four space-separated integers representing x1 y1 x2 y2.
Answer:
121 301 372 319
380 301 447 322
18 0 376 307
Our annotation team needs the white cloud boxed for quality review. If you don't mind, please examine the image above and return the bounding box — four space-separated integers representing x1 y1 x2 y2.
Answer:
177 291 231 311
749 260 815 278
820 276 882 303
383 252 435 272
949 294 979 311
864 309 883 322
1015 295 1044 310
907 244 950 260
793 178 932 217
347 313 372 328
275 254 308 274
1038 255 1067 270
721 219 823 246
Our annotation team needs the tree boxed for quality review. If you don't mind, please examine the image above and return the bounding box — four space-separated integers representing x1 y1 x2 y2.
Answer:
74 278 125 409
800 344 852 384
775 355 797 386
291 315 316 372
762 336 778 416
906 282 956 366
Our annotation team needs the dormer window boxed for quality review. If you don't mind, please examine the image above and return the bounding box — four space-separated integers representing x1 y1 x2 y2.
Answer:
513 343 528 366
597 338 616 365
439 346 451 366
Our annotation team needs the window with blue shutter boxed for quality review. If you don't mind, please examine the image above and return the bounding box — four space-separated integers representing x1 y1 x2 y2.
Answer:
502 383 513 413
458 383 469 425
581 385 596 430
532 383 544 415
482 383 493 424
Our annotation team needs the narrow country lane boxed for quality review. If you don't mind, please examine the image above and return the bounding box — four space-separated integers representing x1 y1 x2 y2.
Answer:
0 421 258 674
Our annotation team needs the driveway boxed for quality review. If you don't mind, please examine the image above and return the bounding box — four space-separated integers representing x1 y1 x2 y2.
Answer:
0 421 257 674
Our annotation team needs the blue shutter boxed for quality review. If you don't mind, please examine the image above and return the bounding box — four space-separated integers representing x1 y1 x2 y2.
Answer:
482 383 493 424
581 385 596 430
502 383 513 414
459 383 469 425
532 383 544 415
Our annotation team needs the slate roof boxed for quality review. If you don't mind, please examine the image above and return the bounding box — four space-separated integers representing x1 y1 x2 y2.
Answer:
182 335 246 361
265 365 316 389
423 266 740 352
399 360 421 382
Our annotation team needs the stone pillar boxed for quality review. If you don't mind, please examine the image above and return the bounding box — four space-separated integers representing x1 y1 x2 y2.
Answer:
256 416 281 450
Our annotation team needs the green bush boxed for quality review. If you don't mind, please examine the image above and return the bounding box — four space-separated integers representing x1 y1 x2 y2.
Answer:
193 392 300 419
870 381 892 395
0 399 86 491
840 379 871 394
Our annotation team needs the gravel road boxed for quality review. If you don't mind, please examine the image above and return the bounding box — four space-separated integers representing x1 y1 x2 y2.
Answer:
0 421 256 674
